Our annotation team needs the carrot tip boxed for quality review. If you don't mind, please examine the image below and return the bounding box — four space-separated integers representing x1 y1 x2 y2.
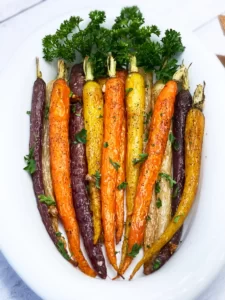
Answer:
112 273 125 280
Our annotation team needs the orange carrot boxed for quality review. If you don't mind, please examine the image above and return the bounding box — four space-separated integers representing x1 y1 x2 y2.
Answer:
119 80 177 276
115 70 127 244
49 77 96 277
101 57 125 271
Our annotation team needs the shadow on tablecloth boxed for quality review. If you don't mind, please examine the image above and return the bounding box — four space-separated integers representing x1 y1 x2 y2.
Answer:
0 251 41 300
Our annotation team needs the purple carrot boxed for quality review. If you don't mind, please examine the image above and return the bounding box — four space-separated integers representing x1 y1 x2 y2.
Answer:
69 64 107 279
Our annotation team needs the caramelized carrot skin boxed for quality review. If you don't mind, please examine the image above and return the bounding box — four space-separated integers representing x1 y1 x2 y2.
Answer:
49 79 96 277
129 107 205 280
119 71 145 272
119 81 177 276
115 116 126 244
129 81 177 247
101 76 125 271
115 69 127 244
83 81 104 244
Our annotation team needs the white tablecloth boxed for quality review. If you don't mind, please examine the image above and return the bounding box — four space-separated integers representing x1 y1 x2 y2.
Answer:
0 0 225 299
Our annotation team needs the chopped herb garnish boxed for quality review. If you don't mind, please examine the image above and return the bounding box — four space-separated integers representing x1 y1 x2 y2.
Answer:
75 113 81 117
144 110 152 125
159 173 176 188
115 251 120 255
173 214 183 223
173 139 180 151
86 184 90 193
93 171 101 189
26 111 31 115
69 91 74 98
153 259 161 270
98 114 103 118
103 142 108 148
74 128 87 144
23 148 36 174
38 195 56 206
132 153 148 165
128 243 142 258
172 185 180 198
44 105 49 120
169 132 175 144
71 104 76 113
109 158 120 171
125 88 133 96
144 132 149 142
117 182 128 190
146 244 150 249
156 198 162 208
146 215 151 221
56 232 62 237
155 181 161 194
57 240 71 261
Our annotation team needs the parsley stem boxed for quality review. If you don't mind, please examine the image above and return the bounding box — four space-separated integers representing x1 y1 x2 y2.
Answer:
172 63 189 90
193 82 205 111
83 56 94 81
130 55 138 73
107 54 116 78
36 57 42 79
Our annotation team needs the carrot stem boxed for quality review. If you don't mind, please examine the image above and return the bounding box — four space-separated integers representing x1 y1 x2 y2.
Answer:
36 57 42 79
84 57 94 81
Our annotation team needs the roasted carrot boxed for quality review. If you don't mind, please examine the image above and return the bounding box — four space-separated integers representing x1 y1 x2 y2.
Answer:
149 65 192 274
115 69 127 244
101 56 125 271
139 68 153 150
49 64 96 277
119 80 177 276
41 60 76 265
129 83 205 280
144 81 165 274
83 58 104 244
97 77 107 91
27 58 58 246
118 57 145 272
42 60 66 233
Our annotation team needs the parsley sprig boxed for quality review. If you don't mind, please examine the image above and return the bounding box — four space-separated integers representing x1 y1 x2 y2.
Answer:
42 6 185 80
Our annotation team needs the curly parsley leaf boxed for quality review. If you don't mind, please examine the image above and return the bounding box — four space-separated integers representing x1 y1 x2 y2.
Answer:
161 29 185 58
